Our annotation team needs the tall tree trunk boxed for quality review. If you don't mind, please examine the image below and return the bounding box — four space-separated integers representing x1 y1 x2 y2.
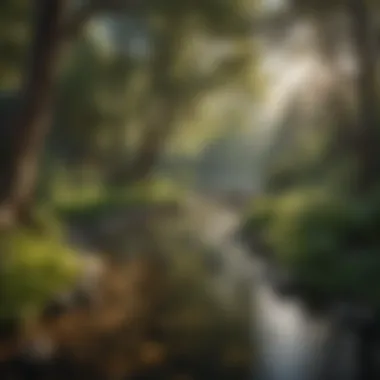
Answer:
347 2 379 378
0 0 68 228
348 0 378 193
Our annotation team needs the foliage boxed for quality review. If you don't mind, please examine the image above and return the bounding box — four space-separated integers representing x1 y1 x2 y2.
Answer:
156 229 250 376
0 225 82 319
51 178 184 221
0 0 31 89
245 185 380 306
45 0 257 180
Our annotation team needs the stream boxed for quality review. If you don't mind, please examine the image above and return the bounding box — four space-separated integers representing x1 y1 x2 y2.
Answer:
185 194 358 380
0 194 359 380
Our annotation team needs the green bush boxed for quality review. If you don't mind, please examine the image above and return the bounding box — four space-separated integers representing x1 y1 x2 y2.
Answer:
245 185 380 306
0 228 82 319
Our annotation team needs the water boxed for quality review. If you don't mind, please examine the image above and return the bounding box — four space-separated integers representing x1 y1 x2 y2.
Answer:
174 194 359 380
253 282 328 380
251 263 357 380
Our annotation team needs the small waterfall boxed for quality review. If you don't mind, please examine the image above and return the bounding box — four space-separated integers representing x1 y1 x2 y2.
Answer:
253 282 329 380
251 275 358 380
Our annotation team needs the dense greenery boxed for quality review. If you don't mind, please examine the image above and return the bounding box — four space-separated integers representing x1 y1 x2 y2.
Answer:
2 0 379 377
0 177 184 319
242 0 380 311
245 183 380 306
0 0 256 331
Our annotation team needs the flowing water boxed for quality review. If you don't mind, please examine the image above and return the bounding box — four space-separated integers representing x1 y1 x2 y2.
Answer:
247 249 358 380
253 281 328 380
252 278 358 380
186 194 358 380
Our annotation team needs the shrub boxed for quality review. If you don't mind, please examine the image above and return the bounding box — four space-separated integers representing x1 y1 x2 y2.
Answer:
245 185 380 306
0 227 82 320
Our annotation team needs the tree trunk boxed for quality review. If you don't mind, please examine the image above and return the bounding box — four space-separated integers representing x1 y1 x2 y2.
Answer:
107 17 185 186
348 2 379 377
0 0 68 228
356 322 377 380
347 1 379 375
347 0 378 193
123 97 181 184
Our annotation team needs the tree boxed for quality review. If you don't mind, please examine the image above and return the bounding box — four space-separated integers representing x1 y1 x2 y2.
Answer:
347 0 379 193
105 0 256 185
287 0 379 191
0 0 257 227
0 0 142 228
244 1 380 378
0 0 68 228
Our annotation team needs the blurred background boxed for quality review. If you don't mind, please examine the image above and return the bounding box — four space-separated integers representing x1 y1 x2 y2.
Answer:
0 0 379 379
